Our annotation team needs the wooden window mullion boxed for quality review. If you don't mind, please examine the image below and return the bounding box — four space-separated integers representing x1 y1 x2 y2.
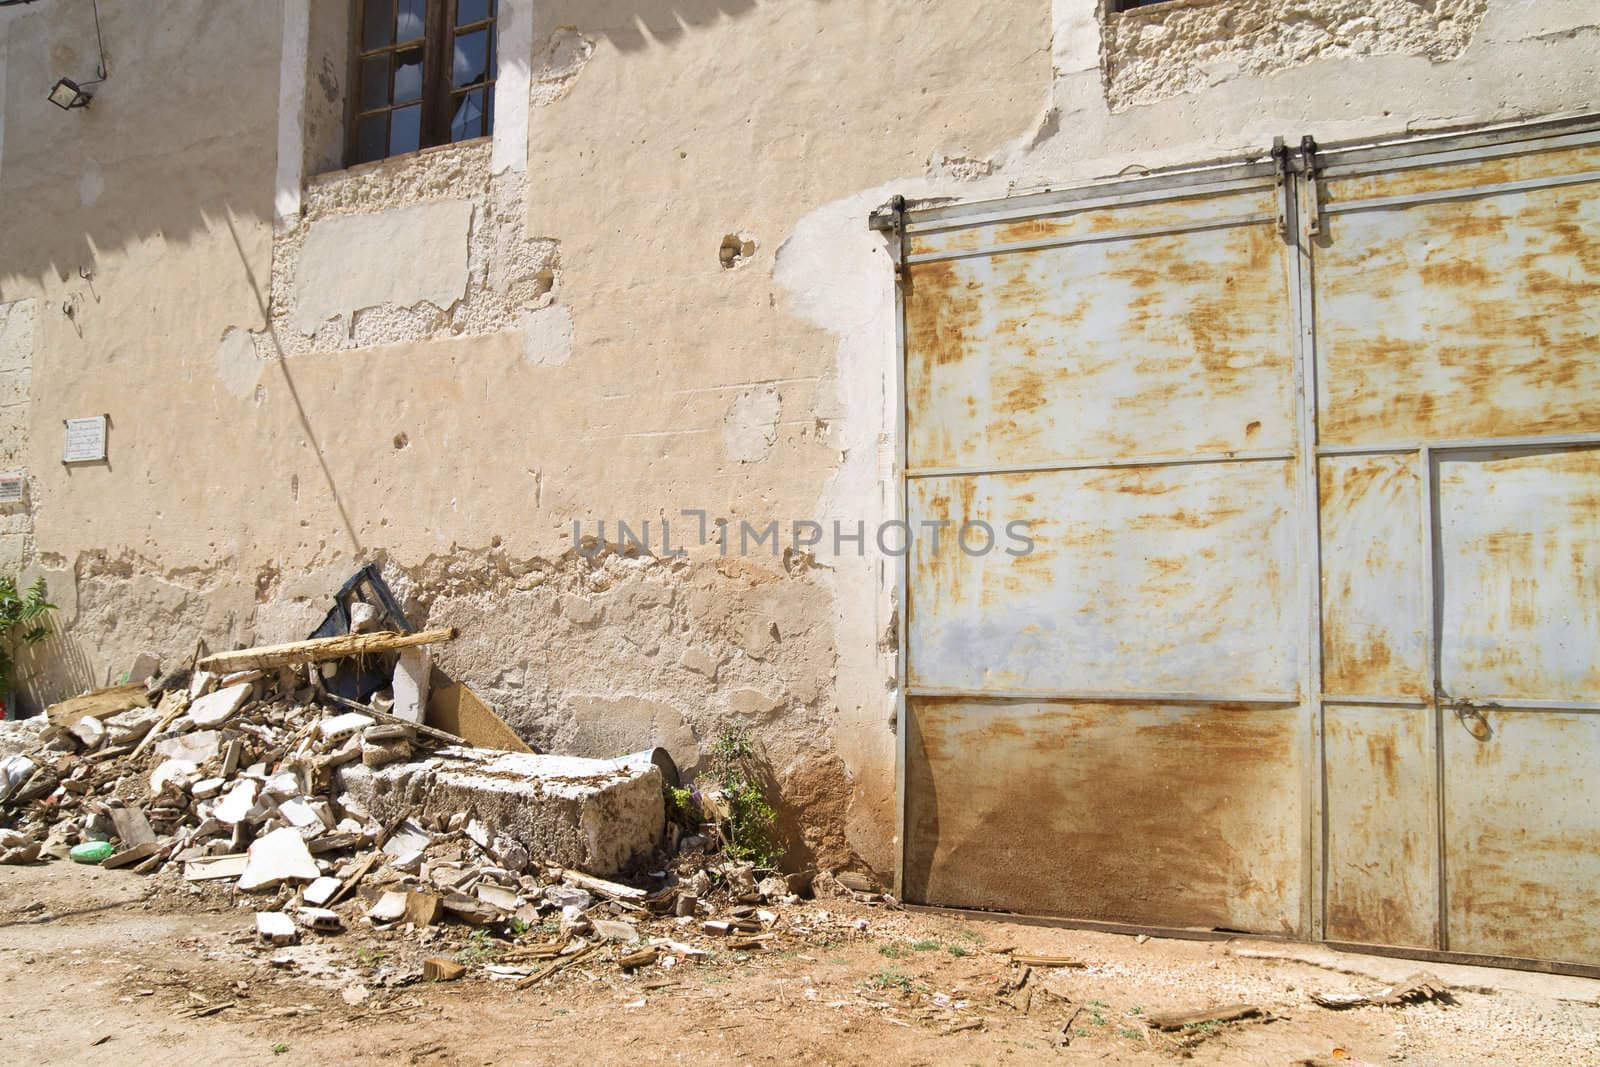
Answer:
422 0 453 148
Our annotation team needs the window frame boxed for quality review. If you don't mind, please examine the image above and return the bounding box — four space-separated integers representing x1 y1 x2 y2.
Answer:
347 0 498 167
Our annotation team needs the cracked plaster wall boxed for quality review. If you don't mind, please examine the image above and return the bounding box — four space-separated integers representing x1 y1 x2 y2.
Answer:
0 0 1597 880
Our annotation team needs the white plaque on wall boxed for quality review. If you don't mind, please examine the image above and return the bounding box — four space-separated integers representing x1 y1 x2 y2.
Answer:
0 473 22 503
63 415 107 463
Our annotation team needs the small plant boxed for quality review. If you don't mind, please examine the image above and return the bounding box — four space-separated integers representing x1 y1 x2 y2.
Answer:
911 939 941 952
947 944 971 958
666 785 702 827
507 916 532 937
878 942 910 959
865 969 920 994
1117 1028 1142 1040
456 929 500 966
705 725 784 867
272 1044 290 1056
0 576 53 698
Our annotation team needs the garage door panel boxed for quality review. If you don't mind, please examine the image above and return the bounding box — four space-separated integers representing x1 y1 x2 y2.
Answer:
1324 703 1438 948
905 221 1296 471
1443 709 1600 961
904 697 1305 934
908 460 1300 696
1438 448 1600 702
1319 454 1429 698
1316 179 1600 446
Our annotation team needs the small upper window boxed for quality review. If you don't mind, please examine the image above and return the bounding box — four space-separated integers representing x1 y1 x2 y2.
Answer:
1112 0 1177 9
350 0 497 165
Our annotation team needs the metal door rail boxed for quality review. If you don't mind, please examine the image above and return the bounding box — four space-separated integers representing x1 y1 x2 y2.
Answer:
905 212 1275 265
906 449 1295 480
1319 127 1600 180
904 175 1274 237
906 686 1299 706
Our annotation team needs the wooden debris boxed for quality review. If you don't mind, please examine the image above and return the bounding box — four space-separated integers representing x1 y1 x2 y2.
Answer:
555 867 648 902
326 851 379 906
46 683 152 728
423 958 466 982
425 671 533 753
1010 953 1087 968
196 627 456 673
617 945 660 971
1310 972 1450 1010
129 693 190 758
1145 1003 1265 1031
940 1018 985 1036
515 945 598 989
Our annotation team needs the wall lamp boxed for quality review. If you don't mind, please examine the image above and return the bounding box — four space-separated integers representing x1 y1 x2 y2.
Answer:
48 77 96 110
44 0 108 113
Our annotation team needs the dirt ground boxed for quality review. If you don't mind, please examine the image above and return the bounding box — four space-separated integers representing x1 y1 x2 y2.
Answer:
2 860 1597 1066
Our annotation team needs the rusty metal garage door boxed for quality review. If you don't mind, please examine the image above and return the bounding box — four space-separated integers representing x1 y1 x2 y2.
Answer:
890 115 1600 971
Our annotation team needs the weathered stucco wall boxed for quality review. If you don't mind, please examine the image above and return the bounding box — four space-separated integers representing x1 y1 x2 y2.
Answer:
0 0 1596 876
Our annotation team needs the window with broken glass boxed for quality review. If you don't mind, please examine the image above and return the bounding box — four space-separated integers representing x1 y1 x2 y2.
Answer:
350 0 497 165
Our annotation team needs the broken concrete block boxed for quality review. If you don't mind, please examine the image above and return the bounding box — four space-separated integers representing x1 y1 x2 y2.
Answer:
187 683 252 728
69 715 106 749
590 918 641 943
213 780 259 825
338 749 665 877
155 729 221 764
318 711 375 742
238 827 320 891
544 885 592 910
256 911 299 945
149 758 200 794
476 883 518 911
361 735 411 769
368 891 409 923
184 853 248 881
348 602 380 633
296 906 344 933
110 806 156 847
391 646 430 724
127 652 161 685
303 875 341 907
424 958 466 982
188 671 218 699
191 777 226 800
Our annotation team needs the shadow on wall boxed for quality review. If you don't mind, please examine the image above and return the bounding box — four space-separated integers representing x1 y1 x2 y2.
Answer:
0 0 278 299
11 619 97 717
547 0 827 53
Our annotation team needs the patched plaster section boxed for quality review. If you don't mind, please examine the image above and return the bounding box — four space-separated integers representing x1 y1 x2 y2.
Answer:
1102 0 1488 111
722 385 782 463
255 141 561 360
213 327 263 400
293 199 474 335
520 304 574 366
529 27 595 107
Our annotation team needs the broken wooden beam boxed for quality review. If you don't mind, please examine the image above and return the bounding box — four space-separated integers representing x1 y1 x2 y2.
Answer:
195 627 456 673
1145 1003 1264 1031
553 867 649 902
46 682 153 728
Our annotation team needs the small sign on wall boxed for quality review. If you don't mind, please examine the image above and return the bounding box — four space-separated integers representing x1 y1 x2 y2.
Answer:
0 473 22 503
63 415 107 463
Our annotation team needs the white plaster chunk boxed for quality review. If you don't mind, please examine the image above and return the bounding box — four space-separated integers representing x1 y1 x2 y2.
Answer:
391 646 430 724
238 826 320 891
303 875 341 907
348 602 380 632
68 715 105 749
213 779 260 826
154 729 222 764
150 758 200 794
292 199 474 335
722 385 781 464
519 305 574 366
187 682 253 728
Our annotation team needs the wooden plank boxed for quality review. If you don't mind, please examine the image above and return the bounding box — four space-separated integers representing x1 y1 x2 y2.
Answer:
196 627 455 673
426 670 532 753
554 867 649 902
1145 1004 1264 1031
46 682 152 728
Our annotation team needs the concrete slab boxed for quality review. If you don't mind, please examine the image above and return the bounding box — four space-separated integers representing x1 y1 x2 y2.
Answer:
337 748 664 877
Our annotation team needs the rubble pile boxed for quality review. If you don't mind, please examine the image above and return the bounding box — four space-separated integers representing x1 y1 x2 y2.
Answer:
0 629 901 994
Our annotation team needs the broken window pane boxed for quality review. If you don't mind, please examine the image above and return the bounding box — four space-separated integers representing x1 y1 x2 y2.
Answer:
453 29 489 88
362 0 394 50
450 89 486 142
393 47 424 104
390 104 422 155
